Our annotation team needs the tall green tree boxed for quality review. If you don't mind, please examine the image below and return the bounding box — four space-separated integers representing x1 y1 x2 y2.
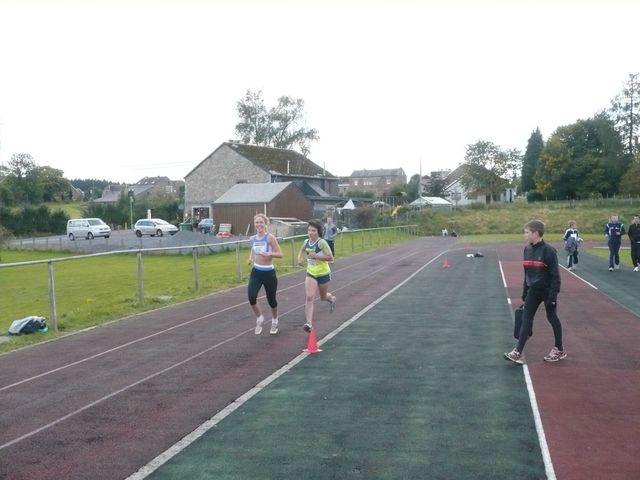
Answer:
460 140 522 202
36 166 72 201
1 153 37 203
521 128 544 193
235 90 319 156
536 113 626 199
610 73 640 156
405 174 421 202
619 152 640 196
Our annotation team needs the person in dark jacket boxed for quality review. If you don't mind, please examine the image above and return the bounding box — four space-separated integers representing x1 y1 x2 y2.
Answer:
562 220 581 270
504 220 566 364
604 214 626 271
628 215 640 272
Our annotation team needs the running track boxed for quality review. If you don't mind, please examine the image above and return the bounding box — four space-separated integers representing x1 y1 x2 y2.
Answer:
1 237 638 479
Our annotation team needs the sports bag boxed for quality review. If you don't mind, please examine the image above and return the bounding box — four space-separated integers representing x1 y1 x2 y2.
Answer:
513 305 533 340
8 316 48 335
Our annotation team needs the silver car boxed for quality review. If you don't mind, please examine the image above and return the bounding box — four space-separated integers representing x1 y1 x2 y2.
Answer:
134 219 178 237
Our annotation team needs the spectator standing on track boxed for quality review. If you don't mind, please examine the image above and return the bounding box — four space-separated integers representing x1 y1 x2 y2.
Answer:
628 215 640 272
298 219 336 333
563 220 581 271
604 214 626 271
323 216 339 257
247 214 283 335
504 220 566 364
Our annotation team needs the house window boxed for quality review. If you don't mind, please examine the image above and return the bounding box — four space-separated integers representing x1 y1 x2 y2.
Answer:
386 178 391 184
353 180 359 186
236 180 248 184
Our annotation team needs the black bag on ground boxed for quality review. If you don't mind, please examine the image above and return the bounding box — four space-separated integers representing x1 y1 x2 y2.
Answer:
513 304 533 339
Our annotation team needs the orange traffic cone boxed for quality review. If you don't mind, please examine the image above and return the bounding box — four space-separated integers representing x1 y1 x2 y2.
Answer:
303 328 322 353
442 257 450 268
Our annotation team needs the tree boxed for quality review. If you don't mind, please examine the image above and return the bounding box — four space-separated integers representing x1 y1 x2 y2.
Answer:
619 153 640 196
1 153 37 203
235 90 319 156
36 166 72 202
405 174 421 202
424 177 447 197
535 114 626 199
521 128 544 193
610 73 640 156
460 141 522 202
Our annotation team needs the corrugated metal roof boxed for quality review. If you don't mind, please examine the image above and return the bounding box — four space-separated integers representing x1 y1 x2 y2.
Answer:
214 182 292 204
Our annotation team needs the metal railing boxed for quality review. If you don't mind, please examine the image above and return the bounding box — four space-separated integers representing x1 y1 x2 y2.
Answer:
0 225 418 331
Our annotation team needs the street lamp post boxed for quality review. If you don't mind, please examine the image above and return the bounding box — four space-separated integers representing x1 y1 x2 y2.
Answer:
128 189 134 229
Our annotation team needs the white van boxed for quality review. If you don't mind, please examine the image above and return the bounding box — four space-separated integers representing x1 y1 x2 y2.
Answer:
67 218 111 240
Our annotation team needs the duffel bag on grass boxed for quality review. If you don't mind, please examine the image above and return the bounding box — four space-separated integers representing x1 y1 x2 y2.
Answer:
8 316 48 335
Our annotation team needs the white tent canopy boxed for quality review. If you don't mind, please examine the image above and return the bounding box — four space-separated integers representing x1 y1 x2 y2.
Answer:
409 196 452 209
337 199 356 213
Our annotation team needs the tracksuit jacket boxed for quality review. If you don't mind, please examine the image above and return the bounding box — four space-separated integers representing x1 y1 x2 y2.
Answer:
522 240 561 303
628 223 640 244
605 221 625 244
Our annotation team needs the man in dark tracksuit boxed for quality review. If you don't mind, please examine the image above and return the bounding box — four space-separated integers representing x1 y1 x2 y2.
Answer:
604 214 625 271
628 215 640 272
505 220 566 364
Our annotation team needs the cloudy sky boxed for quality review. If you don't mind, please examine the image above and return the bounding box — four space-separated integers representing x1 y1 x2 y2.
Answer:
0 0 638 184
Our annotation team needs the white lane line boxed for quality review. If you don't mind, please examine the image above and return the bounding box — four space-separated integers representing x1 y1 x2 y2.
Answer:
0 330 249 452
560 266 598 289
523 366 557 480
126 253 442 480
0 245 429 450
0 247 406 392
499 259 557 480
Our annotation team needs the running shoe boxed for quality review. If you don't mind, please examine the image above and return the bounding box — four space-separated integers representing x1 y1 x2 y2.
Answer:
543 347 567 362
329 296 336 313
270 319 278 335
615 264 620 270
303 323 312 333
503 348 525 364
609 267 614 272
634 266 639 272
254 315 264 335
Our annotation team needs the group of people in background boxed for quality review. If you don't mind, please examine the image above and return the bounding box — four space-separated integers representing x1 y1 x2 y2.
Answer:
246 213 338 337
602 213 640 272
561 214 640 272
506 212 640 365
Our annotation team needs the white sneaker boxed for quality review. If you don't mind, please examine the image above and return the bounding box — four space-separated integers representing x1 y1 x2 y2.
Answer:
270 319 278 335
615 264 620 270
254 315 264 335
634 267 639 272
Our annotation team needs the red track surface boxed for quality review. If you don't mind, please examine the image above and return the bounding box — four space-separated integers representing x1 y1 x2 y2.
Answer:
0 239 449 480
498 243 640 480
1 238 638 479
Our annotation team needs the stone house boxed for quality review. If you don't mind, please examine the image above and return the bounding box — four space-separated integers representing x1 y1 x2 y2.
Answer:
344 168 407 197
184 142 340 223
94 176 182 204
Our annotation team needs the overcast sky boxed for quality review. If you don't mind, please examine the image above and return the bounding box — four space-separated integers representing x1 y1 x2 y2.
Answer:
1 0 638 184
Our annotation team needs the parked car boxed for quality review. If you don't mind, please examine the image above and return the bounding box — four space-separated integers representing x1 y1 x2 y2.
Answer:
197 218 215 234
133 218 178 237
67 218 111 240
